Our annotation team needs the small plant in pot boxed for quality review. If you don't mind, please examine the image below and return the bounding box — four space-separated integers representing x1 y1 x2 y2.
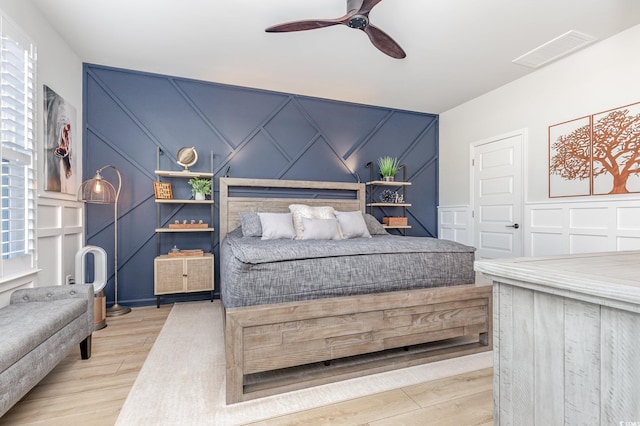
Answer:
377 156 399 182
188 177 212 200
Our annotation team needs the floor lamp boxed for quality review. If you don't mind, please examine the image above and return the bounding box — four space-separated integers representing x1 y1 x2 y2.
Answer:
79 165 131 316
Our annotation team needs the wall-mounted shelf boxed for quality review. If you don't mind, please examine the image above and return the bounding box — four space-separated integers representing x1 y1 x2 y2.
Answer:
366 181 412 187
367 203 412 207
365 162 412 235
154 148 215 306
154 170 213 178
155 227 215 233
155 199 214 204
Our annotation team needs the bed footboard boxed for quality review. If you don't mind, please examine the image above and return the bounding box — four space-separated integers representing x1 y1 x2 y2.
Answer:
225 282 492 404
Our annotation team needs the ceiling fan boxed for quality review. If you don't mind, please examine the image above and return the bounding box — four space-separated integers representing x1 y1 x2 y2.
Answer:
265 0 406 59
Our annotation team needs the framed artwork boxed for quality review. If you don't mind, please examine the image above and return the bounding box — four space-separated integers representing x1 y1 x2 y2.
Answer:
548 116 592 198
43 85 77 194
153 182 173 200
591 102 640 195
549 101 640 197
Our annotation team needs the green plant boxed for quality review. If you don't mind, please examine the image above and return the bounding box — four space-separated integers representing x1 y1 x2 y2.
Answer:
188 177 212 196
377 156 399 178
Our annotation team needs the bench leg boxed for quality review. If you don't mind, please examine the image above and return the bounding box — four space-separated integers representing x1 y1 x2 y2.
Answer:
80 335 92 359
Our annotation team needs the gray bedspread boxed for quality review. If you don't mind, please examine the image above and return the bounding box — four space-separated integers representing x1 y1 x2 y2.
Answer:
221 228 476 308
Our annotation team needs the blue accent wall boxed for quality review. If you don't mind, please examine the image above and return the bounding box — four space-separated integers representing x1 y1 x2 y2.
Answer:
83 64 439 307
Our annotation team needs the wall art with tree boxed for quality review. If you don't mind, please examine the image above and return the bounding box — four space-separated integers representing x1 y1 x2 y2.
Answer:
549 101 640 197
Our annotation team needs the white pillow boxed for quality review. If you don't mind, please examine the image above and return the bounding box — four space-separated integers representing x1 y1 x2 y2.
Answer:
301 217 342 240
258 212 296 240
334 211 371 239
288 204 336 239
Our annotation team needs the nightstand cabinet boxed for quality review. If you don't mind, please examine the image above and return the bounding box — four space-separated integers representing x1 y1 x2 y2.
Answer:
154 254 214 307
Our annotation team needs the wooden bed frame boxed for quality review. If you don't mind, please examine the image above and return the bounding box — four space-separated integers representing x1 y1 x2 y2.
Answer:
219 177 492 404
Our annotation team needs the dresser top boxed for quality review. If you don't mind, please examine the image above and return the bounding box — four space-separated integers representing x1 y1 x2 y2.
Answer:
475 251 640 309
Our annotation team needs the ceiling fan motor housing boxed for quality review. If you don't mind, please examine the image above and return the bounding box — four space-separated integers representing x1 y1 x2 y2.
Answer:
348 15 368 29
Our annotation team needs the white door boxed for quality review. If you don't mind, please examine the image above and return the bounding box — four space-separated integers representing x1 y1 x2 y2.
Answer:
472 132 524 259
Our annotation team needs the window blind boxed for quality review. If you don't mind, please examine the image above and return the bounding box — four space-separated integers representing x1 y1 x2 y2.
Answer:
0 15 36 273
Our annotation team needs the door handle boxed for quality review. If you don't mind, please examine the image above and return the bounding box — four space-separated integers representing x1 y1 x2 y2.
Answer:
505 223 520 229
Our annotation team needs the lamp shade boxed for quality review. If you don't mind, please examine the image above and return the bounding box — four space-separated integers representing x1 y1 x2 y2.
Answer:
79 171 116 204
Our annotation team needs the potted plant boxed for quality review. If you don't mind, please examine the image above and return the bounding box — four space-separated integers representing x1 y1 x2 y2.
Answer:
188 177 212 200
377 156 399 182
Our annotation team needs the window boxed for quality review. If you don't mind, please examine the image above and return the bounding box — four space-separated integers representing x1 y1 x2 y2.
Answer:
0 15 36 276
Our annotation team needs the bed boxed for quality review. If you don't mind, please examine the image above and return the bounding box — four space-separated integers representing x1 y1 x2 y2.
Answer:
219 177 492 404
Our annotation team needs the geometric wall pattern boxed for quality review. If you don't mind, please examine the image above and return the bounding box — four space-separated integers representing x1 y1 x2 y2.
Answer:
83 64 439 307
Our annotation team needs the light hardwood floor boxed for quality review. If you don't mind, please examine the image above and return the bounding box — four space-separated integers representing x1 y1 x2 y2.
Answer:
0 305 172 425
0 305 493 426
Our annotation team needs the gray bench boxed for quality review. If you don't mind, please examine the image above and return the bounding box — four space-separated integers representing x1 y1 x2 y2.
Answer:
0 285 94 417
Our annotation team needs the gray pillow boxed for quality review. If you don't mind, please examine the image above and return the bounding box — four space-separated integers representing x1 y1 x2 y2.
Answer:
258 212 296 240
239 211 262 237
334 211 372 239
363 213 389 235
301 217 342 240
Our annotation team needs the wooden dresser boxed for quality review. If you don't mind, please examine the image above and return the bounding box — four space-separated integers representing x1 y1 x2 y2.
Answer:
475 251 640 425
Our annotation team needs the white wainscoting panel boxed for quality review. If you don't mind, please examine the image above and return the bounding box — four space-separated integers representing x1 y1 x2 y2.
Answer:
570 234 609 254
438 206 472 245
526 199 640 256
64 204 83 228
37 200 83 288
36 234 61 287
38 204 61 229
618 206 640 230
0 198 84 308
569 207 608 229
0 199 86 308
529 232 566 256
529 208 564 229
441 199 640 257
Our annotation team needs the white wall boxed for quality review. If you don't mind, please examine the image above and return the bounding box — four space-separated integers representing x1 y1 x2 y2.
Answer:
439 24 640 256
0 1 83 305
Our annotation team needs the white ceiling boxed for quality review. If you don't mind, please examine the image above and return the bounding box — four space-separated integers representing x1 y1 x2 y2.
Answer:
32 0 640 113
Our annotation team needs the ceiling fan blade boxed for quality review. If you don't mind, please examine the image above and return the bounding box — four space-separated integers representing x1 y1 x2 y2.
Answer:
266 18 344 33
358 0 383 15
363 25 406 59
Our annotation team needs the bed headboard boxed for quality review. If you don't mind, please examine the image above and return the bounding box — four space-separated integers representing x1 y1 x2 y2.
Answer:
218 177 366 241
